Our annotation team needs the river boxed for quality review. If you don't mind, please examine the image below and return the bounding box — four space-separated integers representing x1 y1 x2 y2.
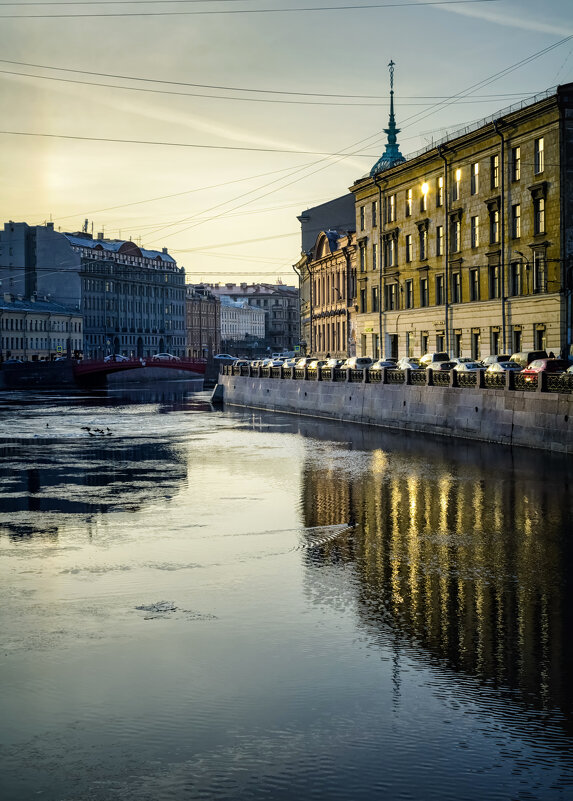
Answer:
1 382 572 800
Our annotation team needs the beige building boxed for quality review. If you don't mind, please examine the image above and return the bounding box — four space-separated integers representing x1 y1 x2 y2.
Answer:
349 77 573 361
1 294 83 361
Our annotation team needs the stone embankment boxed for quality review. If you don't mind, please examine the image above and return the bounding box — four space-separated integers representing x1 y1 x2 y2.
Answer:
216 365 573 453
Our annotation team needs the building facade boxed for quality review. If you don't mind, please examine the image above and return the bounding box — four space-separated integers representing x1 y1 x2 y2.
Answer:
219 296 266 350
64 232 186 359
349 80 573 361
1 294 83 361
185 284 221 358
208 283 299 353
294 230 357 358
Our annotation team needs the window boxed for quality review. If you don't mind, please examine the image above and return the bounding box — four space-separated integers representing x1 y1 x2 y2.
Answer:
453 168 461 201
471 162 479 195
405 234 413 263
435 274 444 305
533 251 545 293
534 197 545 234
489 264 500 299
511 204 521 239
421 332 429 354
510 261 523 296
420 277 429 307
385 283 398 310
359 243 366 272
471 216 479 248
405 188 412 217
404 279 413 309
534 137 544 174
436 225 444 256
471 331 481 361
451 218 461 252
371 286 379 312
436 176 444 207
452 272 461 303
513 328 522 353
470 268 480 301
387 194 396 223
420 184 428 213
512 146 521 181
386 239 396 267
359 288 367 312
490 154 499 189
454 332 462 357
489 209 499 244
359 207 365 231
419 229 428 260
372 243 378 270
372 200 378 227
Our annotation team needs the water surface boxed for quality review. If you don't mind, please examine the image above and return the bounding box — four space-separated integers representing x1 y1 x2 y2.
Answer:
1 385 572 800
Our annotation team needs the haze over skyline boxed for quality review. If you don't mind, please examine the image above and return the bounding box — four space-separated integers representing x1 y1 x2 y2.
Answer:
1 0 572 285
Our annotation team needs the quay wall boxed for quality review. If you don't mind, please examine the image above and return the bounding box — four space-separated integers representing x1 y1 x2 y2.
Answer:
218 372 573 453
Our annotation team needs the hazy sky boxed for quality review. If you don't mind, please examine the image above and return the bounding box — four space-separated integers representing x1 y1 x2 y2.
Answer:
0 0 572 285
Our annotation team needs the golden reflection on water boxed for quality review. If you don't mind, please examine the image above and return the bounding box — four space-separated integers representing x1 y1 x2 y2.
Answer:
302 440 571 716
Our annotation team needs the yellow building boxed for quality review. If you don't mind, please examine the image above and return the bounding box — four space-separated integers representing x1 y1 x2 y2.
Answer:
350 72 573 361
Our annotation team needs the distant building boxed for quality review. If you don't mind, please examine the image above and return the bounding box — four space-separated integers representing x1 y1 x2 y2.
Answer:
208 282 299 353
185 284 221 358
1 294 83 361
0 221 81 309
219 296 265 351
63 232 186 359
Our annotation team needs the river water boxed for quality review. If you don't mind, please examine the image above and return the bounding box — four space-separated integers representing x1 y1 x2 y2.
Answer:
1 383 572 801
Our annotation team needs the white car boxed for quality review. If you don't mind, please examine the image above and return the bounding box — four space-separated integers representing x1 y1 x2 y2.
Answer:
369 359 397 370
213 353 234 360
152 353 181 362
397 357 422 370
340 357 373 370
486 361 522 373
453 361 485 372
104 354 130 362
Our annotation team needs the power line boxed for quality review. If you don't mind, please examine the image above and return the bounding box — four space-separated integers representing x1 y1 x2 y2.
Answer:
0 1 501 20
0 57 528 101
0 129 379 156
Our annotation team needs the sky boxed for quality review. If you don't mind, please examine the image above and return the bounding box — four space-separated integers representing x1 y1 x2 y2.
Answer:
0 0 572 287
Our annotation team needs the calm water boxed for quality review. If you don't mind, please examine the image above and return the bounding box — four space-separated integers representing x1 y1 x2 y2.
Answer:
0 383 572 801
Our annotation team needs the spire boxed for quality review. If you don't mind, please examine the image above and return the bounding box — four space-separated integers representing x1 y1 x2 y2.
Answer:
370 60 406 177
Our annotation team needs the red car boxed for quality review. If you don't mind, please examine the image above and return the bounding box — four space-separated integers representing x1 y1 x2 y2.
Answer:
521 358 569 381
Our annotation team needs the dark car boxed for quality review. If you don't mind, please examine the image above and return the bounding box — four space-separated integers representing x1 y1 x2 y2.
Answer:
509 350 548 368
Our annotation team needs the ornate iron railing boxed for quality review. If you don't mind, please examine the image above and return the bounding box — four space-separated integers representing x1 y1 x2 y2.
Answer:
368 369 382 383
515 373 537 391
349 369 365 382
294 368 306 380
484 372 506 390
321 367 332 381
432 371 451 387
456 372 478 388
333 368 347 382
410 370 427 386
386 369 405 385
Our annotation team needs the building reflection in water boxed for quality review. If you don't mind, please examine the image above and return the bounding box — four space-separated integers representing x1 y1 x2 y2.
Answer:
0 437 187 541
299 420 573 726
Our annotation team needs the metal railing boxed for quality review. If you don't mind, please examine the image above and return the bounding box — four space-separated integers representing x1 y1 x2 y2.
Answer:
224 365 573 396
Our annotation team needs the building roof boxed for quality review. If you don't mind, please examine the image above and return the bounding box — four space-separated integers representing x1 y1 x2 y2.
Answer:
63 233 176 264
0 297 80 314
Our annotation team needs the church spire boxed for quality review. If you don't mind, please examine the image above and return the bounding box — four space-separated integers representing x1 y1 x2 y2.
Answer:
370 60 406 177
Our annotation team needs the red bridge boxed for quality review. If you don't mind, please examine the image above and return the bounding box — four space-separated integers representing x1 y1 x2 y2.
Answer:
73 357 207 380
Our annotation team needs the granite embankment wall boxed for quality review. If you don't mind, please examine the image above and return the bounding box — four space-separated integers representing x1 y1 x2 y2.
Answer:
218 372 573 453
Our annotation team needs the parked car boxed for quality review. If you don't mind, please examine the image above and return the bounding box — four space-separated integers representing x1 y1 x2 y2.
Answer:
104 354 130 362
325 358 345 368
233 359 251 367
340 357 373 370
370 359 398 370
3 358 23 364
420 352 451 367
295 357 314 368
485 361 522 373
283 358 297 367
521 358 570 381
397 357 422 370
509 350 548 368
450 357 474 365
308 359 328 369
481 354 511 366
485 362 521 373
213 353 234 360
152 353 181 361
426 360 456 371
453 361 485 372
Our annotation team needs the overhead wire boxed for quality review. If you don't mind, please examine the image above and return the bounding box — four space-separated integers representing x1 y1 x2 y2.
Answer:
0 0 501 19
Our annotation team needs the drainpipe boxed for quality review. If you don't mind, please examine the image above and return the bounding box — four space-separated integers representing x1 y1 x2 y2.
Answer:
292 262 302 354
374 175 385 358
493 119 507 353
342 243 352 357
437 145 450 353
305 252 314 355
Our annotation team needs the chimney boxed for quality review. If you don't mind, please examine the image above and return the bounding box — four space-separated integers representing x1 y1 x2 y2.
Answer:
3 292 12 303
162 247 168 254
46 222 54 231
97 232 104 240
